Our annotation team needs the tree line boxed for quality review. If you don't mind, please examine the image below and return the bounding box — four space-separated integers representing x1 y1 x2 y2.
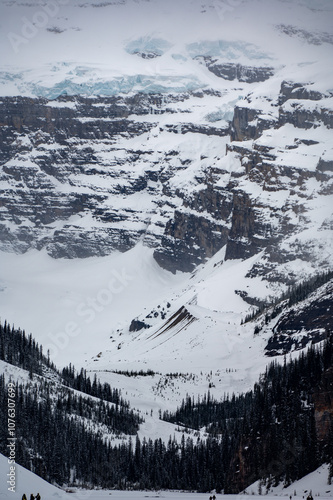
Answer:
163 332 333 492
0 319 332 492
243 270 333 325
0 321 125 406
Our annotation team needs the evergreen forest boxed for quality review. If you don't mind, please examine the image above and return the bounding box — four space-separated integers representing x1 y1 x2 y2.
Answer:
0 320 332 492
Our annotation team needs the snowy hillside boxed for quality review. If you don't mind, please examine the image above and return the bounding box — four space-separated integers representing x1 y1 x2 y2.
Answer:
0 356 198 446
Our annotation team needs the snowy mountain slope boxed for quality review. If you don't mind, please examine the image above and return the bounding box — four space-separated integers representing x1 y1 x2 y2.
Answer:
83 248 273 374
0 0 332 430
263 275 333 355
246 464 332 497
0 452 68 500
0 243 275 404
84 262 333 411
1 242 331 418
0 356 199 447
0 244 187 368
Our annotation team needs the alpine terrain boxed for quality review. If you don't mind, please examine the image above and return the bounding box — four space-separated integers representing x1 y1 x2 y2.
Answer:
0 0 332 496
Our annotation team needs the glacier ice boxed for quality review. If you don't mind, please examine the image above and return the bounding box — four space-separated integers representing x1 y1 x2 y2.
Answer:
205 103 236 123
171 54 188 62
186 40 273 61
125 36 173 57
0 70 205 99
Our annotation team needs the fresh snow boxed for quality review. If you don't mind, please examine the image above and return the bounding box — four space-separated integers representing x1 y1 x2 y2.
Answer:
0 0 332 98
247 464 332 497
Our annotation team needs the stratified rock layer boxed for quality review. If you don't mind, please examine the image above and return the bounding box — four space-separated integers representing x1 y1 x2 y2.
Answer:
0 79 332 286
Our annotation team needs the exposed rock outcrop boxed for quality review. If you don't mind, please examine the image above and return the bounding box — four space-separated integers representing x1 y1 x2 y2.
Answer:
154 210 230 272
196 57 275 83
230 106 277 142
278 81 325 105
0 77 332 284
265 279 333 356
278 81 333 129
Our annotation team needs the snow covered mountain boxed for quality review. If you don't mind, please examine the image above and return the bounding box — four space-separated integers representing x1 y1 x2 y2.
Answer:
0 0 333 440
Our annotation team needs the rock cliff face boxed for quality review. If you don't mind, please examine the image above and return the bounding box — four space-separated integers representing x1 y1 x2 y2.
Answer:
0 75 332 288
222 81 333 282
154 209 230 273
264 278 333 356
195 57 275 83
0 92 214 257
156 78 332 280
0 90 231 264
